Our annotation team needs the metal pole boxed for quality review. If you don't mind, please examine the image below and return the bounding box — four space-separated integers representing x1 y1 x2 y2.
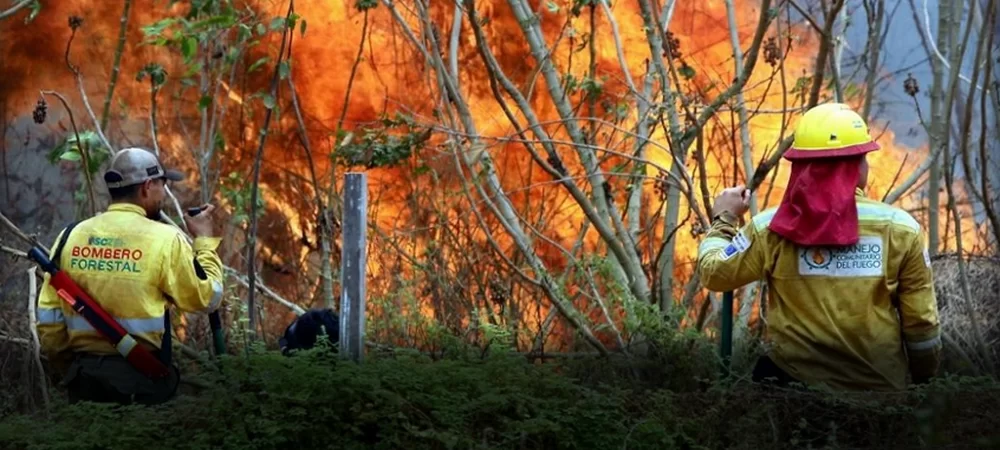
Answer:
339 173 368 362
720 290 734 377
209 312 226 356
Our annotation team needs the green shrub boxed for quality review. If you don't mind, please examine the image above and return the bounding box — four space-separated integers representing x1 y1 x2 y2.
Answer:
0 348 998 450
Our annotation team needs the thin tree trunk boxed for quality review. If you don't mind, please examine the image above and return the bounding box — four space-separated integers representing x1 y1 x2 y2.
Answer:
100 0 133 133
627 71 655 244
976 10 1000 249
925 0 957 254
723 0 759 348
287 57 334 310
247 0 295 341
861 0 885 120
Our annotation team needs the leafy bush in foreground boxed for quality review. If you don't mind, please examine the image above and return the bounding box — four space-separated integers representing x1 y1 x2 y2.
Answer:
0 347 998 450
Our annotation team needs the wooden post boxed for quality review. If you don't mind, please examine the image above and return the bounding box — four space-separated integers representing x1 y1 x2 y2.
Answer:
339 172 368 362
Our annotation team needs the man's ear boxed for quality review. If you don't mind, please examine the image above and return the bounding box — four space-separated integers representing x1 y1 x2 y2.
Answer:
138 179 154 198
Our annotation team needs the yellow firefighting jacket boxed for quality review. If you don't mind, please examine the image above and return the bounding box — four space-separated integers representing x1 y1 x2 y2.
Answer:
36 203 224 365
697 188 941 391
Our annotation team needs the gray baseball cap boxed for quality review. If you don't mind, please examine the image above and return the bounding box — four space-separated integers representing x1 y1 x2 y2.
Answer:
103 147 185 189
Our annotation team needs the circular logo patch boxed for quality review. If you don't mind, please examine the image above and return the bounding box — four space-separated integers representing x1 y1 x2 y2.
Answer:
802 248 833 270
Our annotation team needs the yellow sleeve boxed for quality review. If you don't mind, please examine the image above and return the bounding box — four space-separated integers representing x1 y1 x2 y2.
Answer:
36 230 72 370
696 212 767 292
159 233 225 314
896 232 941 383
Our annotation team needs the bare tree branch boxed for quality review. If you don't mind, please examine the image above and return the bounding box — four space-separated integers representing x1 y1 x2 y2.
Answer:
861 0 886 120
0 0 32 20
463 0 645 307
507 0 648 304
26 265 49 412
99 0 133 132
224 266 306 315
386 0 610 354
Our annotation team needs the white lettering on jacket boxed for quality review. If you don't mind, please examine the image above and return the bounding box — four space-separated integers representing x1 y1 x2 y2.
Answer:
797 236 884 277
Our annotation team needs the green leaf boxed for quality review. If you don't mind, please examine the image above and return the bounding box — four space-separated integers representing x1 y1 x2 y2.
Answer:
354 0 378 10
190 14 237 32
226 47 241 64
844 82 861 100
279 61 291 80
270 17 286 31
199 95 212 111
256 23 266 36
59 150 82 162
183 62 203 77
262 93 276 109
140 19 177 38
214 133 226 153
791 76 811 93
25 0 41 24
679 64 696 80
248 57 269 73
238 23 253 42
546 1 559 12
86 147 111 174
181 37 198 62
299 20 307 37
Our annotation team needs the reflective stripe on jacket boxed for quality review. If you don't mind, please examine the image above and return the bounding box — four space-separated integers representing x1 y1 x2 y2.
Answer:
697 188 941 390
36 203 224 360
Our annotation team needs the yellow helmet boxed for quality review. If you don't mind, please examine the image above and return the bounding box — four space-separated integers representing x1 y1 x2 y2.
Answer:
786 103 880 160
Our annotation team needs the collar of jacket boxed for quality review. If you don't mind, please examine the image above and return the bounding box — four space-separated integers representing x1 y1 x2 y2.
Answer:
107 203 147 216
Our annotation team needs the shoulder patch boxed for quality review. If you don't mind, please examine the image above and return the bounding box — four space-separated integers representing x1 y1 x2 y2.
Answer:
720 230 752 260
720 243 740 260
732 229 751 251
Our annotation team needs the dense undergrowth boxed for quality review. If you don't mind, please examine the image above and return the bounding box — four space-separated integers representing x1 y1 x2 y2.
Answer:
1 340 999 450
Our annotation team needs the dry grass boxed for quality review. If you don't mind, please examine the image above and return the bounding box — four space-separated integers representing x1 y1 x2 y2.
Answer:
0 226 50 416
931 252 1000 376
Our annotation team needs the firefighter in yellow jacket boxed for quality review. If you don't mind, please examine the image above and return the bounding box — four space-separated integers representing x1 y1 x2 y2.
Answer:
36 147 224 405
697 103 941 391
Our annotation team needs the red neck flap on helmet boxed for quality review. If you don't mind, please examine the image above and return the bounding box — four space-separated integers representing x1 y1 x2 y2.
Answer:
767 157 863 247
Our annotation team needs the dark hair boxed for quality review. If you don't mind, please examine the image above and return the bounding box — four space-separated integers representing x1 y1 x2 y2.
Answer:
104 172 142 201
